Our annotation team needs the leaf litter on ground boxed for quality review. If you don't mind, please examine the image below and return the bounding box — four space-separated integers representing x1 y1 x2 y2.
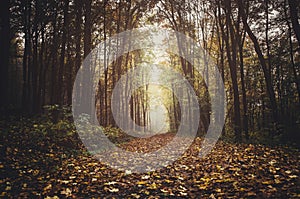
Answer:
0 119 299 198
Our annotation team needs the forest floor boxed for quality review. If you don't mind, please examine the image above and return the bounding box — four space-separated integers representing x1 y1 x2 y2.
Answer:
0 117 300 198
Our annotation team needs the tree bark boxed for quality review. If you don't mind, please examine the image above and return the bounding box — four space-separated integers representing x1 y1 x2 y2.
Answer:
80 0 92 116
224 0 242 141
0 0 10 113
22 0 32 113
288 0 300 49
239 32 249 140
238 0 278 124
285 0 300 105
57 0 69 105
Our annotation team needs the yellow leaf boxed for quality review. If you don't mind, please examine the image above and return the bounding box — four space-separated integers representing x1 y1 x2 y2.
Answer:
141 175 150 180
45 196 60 199
200 177 210 182
177 176 184 180
262 180 273 185
92 178 97 182
160 188 168 193
289 175 297 179
130 193 141 199
60 180 69 184
246 192 256 196
43 184 52 191
125 170 132 175
104 181 117 185
148 183 157 189
180 191 187 196
37 177 44 181
143 190 150 195
164 179 173 183
61 188 72 196
275 179 281 184
137 181 147 185
198 185 207 190
285 170 292 174
1 192 7 197
87 163 98 167
108 188 119 193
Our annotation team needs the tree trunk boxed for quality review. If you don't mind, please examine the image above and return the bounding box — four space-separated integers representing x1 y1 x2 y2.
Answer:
285 0 300 105
216 1 226 135
81 0 92 117
74 0 83 116
239 32 249 140
32 1 40 113
57 0 69 106
22 0 32 113
288 0 300 49
37 25 45 113
50 10 58 105
224 0 242 141
0 0 10 113
238 0 278 125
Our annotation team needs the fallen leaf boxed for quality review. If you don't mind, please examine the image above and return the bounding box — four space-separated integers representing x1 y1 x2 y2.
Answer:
108 188 119 193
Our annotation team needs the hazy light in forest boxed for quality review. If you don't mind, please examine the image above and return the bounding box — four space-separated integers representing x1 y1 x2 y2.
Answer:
149 65 162 82
147 66 170 134
149 103 169 134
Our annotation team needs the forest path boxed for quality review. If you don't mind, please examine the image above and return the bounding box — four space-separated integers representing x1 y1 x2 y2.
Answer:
1 128 299 198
